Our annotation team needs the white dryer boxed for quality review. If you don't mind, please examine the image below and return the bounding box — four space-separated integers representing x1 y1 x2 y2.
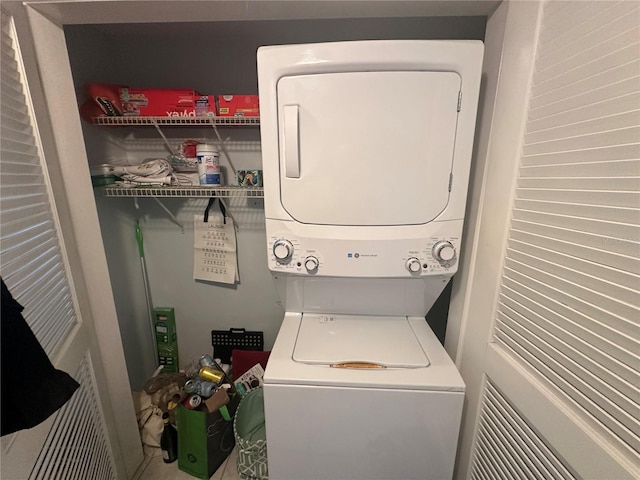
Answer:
257 40 483 480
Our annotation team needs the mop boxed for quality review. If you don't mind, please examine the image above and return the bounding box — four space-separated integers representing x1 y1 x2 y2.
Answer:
136 221 159 368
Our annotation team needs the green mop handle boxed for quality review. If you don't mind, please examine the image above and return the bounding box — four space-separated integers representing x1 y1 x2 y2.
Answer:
136 222 145 258
135 222 158 366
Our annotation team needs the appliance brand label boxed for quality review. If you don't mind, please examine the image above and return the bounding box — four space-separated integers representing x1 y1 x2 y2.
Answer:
347 252 378 258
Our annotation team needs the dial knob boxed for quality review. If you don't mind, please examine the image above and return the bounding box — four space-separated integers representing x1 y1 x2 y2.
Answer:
273 239 294 263
304 256 319 273
405 257 421 273
432 241 456 263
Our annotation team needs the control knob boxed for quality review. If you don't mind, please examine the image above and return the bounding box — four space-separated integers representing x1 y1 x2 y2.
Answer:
304 256 319 273
405 257 421 273
273 239 294 263
432 241 456 263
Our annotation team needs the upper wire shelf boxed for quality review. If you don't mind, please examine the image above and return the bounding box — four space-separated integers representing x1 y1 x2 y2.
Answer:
102 186 264 198
91 116 260 126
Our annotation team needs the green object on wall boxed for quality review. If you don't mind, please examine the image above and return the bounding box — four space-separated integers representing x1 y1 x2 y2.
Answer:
153 307 179 373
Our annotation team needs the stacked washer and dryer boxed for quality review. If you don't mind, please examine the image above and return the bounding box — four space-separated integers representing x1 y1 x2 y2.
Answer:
257 40 483 480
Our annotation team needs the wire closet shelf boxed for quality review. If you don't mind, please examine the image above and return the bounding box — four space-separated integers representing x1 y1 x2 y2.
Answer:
92 115 262 197
102 186 264 198
90 116 260 126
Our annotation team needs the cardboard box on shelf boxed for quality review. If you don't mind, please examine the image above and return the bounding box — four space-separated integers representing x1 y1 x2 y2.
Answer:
217 95 260 117
194 95 216 116
120 88 216 117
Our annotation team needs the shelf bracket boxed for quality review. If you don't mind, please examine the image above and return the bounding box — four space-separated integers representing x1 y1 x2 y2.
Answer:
132 196 184 232
219 197 238 231
153 197 184 232
151 118 177 156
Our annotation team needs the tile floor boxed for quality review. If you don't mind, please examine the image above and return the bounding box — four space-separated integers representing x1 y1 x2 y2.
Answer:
133 447 241 480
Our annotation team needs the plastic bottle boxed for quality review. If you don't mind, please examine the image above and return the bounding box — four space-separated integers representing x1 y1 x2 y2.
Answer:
196 144 220 185
160 412 178 463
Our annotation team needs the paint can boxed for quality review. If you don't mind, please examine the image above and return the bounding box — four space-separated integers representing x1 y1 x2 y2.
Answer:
196 144 220 185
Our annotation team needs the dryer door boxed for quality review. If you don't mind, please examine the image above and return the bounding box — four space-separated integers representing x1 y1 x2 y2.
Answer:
276 71 461 226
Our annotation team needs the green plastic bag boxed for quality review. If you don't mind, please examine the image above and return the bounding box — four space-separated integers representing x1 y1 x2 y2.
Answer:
177 394 240 480
234 388 268 480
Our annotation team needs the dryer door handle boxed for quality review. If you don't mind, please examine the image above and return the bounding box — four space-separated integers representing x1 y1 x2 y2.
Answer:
283 104 300 178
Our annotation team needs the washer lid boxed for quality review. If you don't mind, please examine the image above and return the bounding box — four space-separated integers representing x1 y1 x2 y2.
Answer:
292 313 430 368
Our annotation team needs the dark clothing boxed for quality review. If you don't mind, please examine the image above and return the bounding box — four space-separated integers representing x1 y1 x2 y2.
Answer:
1 278 80 436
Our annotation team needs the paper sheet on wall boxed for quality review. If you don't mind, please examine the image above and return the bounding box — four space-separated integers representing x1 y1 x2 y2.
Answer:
193 214 239 284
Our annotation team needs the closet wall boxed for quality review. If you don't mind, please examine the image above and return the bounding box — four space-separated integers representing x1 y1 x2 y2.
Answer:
64 17 486 389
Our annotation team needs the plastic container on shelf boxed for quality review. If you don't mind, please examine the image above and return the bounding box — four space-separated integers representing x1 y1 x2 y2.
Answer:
196 144 220 185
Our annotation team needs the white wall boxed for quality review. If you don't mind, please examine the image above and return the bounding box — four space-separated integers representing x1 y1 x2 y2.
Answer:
65 16 488 389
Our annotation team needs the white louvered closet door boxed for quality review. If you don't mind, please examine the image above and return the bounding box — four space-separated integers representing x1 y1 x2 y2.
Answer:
0 10 120 480
470 1 639 479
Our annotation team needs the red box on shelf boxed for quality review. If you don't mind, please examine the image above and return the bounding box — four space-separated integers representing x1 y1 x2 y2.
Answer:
217 95 260 117
119 88 216 117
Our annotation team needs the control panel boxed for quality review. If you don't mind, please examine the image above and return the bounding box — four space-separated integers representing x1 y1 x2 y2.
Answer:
267 230 460 278
271 236 325 275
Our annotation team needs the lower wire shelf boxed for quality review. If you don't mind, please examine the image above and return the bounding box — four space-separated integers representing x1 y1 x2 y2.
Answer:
101 186 264 198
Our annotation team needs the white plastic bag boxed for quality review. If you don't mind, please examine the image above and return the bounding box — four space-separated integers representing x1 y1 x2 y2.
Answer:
133 391 164 456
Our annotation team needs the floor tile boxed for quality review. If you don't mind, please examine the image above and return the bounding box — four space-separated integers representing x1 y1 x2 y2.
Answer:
219 448 242 480
135 447 238 480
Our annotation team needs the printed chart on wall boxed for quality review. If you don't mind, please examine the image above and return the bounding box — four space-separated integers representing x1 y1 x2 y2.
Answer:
193 214 238 284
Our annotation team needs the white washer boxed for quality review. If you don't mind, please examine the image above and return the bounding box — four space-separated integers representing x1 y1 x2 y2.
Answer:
265 312 465 480
257 40 483 480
